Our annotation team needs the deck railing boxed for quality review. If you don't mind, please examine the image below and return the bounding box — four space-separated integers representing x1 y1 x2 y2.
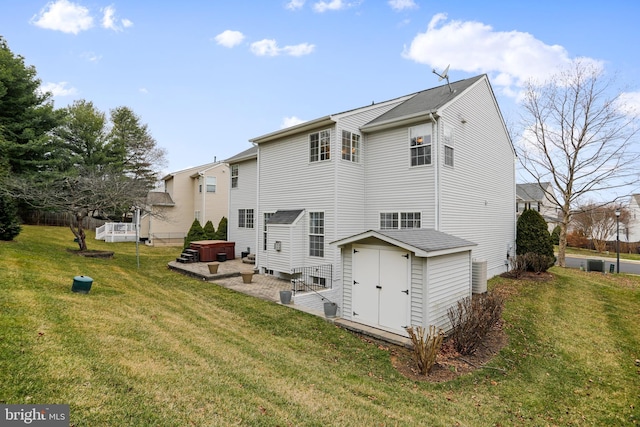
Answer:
95 223 137 240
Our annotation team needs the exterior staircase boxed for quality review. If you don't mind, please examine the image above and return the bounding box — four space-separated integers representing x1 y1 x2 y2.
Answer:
176 248 200 263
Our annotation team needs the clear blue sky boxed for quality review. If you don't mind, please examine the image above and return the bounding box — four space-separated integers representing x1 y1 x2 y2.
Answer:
2 0 639 179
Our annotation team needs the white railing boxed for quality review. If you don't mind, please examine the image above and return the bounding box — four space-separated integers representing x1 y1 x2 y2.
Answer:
95 222 138 242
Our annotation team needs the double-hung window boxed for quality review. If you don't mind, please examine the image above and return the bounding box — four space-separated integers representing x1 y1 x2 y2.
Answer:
231 164 238 188
310 130 331 162
409 124 431 166
443 125 454 167
206 176 216 193
263 212 274 250
341 130 360 162
238 209 254 228
309 212 324 257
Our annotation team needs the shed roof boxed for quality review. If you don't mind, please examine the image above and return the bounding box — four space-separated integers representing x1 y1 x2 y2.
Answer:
332 229 476 258
267 210 304 225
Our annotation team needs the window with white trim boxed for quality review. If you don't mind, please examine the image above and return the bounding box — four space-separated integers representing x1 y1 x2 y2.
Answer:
309 212 324 257
263 212 274 250
238 209 254 228
380 212 398 230
341 130 360 162
310 130 331 162
409 124 431 166
443 124 454 167
231 164 238 188
194 210 201 222
206 176 216 193
380 212 421 230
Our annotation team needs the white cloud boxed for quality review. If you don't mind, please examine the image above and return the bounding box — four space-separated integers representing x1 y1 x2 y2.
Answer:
251 39 314 57
286 0 305 10
281 116 306 128
313 0 361 12
214 30 245 48
30 0 93 34
282 43 315 56
39 81 78 97
139 87 149 94
617 91 640 117
389 0 418 11
402 13 592 97
251 39 280 56
101 5 133 32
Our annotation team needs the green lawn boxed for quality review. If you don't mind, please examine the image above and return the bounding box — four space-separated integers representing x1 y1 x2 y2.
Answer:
560 245 640 261
1 226 639 426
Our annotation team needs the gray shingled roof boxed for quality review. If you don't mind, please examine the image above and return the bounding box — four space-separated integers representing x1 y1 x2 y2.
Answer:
146 191 175 206
225 146 257 163
333 228 476 256
516 182 551 201
267 210 304 225
363 75 485 128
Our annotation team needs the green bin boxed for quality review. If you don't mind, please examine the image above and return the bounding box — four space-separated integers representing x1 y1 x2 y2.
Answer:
72 275 93 294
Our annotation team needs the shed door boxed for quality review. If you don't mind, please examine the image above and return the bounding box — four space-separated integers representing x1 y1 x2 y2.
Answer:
352 246 410 334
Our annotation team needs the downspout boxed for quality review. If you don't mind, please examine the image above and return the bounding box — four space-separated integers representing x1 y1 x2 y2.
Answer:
199 172 205 224
430 112 439 231
254 142 261 270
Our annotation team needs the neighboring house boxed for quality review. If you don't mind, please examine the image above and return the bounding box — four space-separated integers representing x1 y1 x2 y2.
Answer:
627 194 640 242
225 146 258 258
235 74 515 336
140 161 229 246
516 182 559 232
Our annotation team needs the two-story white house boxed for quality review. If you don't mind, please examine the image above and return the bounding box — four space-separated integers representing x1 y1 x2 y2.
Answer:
626 194 640 243
229 75 515 336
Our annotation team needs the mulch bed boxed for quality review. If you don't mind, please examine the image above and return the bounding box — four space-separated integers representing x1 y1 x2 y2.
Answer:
66 249 114 259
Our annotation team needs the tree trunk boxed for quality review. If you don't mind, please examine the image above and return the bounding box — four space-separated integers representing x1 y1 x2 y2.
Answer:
70 213 88 251
557 210 571 267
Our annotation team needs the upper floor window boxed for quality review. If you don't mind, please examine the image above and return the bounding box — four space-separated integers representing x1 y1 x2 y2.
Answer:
341 130 360 162
443 125 454 167
231 164 238 188
380 212 421 230
309 212 325 257
239 209 254 228
206 176 216 193
310 130 331 162
409 124 431 166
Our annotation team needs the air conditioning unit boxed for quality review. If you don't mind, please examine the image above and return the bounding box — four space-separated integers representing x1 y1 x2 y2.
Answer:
472 259 487 294
586 259 605 273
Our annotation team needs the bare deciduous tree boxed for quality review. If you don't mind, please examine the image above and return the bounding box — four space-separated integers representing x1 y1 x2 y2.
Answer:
518 60 640 266
572 203 629 253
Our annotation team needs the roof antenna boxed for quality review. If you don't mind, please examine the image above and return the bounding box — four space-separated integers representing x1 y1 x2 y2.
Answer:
432 65 452 93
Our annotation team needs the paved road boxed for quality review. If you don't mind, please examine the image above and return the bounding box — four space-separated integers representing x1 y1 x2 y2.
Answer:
563 255 640 275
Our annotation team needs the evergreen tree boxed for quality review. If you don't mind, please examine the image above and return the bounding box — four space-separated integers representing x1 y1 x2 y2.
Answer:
0 193 21 240
215 216 227 240
184 219 206 249
203 220 216 240
516 209 554 257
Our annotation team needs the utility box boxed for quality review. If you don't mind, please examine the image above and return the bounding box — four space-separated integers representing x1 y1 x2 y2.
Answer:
472 259 487 294
587 259 605 273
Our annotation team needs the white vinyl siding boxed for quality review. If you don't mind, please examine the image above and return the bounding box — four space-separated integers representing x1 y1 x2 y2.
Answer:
437 78 515 278
425 252 471 331
228 158 257 257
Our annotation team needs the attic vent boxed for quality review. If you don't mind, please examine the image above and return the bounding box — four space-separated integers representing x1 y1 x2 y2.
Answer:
472 260 487 294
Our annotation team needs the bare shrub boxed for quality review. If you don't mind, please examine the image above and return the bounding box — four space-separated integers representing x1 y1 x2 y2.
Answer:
405 325 444 375
509 254 528 278
447 292 504 355
525 253 556 273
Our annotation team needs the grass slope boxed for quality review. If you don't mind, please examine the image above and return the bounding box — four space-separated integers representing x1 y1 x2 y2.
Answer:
1 226 639 426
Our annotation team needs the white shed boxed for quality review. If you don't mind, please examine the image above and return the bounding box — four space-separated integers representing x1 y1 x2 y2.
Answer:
333 229 477 337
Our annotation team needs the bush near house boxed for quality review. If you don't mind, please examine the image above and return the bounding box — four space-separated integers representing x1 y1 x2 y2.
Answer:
516 209 555 272
203 220 216 240
447 292 504 355
215 216 227 240
183 219 206 249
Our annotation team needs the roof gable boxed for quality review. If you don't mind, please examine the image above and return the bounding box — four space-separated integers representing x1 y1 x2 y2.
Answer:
516 182 552 202
267 209 304 225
